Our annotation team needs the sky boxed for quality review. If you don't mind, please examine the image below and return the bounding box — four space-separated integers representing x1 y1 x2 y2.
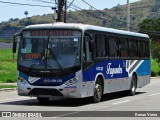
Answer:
0 0 140 22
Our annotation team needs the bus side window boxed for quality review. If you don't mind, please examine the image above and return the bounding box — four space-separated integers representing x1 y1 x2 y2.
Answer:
138 41 146 58
119 37 128 58
83 36 93 61
145 41 150 58
96 34 106 58
129 39 138 58
109 36 118 58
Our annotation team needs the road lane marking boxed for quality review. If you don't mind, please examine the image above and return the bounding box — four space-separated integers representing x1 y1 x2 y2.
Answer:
149 93 160 97
113 100 130 105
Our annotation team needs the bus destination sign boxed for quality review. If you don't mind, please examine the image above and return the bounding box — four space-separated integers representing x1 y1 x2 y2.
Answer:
30 30 73 36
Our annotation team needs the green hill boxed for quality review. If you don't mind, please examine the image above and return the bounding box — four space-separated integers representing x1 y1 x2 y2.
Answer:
0 0 160 41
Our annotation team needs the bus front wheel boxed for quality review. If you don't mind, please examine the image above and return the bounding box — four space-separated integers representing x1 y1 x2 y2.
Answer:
93 78 102 103
37 97 49 103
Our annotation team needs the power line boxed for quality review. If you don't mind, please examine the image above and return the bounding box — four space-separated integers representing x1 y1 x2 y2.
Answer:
67 1 105 20
67 0 75 10
0 0 53 8
54 0 58 4
80 0 126 27
69 6 99 19
0 0 126 28
67 1 128 27
68 5 111 25
27 0 55 4
68 1 106 20
81 0 127 27
81 0 112 19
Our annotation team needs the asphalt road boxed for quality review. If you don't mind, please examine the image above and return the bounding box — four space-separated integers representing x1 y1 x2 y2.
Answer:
0 78 160 120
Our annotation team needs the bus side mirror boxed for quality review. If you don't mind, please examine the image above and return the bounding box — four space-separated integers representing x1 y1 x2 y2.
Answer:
12 41 17 53
12 33 21 53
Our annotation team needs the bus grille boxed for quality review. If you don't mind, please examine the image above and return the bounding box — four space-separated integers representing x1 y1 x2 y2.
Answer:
28 88 63 96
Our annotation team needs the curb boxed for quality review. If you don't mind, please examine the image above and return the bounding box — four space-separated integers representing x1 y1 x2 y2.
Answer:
0 83 17 86
151 77 160 79
0 88 17 92
0 83 17 92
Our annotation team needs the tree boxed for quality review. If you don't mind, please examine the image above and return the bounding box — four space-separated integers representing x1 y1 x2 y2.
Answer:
8 18 14 22
151 0 160 12
140 18 160 67
152 41 160 67
140 19 160 41
115 4 122 11
24 11 28 18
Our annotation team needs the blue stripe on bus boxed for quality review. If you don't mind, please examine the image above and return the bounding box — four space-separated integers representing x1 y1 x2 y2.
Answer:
136 60 150 76
83 60 150 82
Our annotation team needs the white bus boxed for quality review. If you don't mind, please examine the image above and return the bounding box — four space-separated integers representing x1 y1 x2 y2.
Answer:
13 23 150 103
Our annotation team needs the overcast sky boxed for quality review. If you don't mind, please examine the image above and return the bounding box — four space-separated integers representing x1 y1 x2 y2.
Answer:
0 0 140 22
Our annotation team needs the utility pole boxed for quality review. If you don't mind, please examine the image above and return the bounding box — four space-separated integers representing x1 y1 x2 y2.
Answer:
127 0 130 31
64 0 67 23
57 0 67 22
57 0 64 22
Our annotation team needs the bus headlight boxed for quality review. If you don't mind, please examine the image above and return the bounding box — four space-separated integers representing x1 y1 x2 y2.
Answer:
64 78 78 86
18 77 27 85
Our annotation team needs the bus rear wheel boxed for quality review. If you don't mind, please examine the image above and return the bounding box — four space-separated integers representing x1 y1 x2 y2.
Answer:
37 97 49 103
128 75 137 96
93 79 102 103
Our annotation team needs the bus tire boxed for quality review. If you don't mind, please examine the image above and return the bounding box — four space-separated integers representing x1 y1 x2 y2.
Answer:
93 78 102 103
37 97 49 103
128 75 137 96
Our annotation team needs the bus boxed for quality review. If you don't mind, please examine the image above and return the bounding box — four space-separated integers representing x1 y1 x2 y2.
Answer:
13 23 150 103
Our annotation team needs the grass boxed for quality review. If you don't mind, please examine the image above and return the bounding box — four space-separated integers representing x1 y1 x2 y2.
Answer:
151 59 160 73
0 85 17 89
0 48 17 83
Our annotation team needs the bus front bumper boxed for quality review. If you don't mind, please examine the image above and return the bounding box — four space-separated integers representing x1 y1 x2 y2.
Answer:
17 81 82 98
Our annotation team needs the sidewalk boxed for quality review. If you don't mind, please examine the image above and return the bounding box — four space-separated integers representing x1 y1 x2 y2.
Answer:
151 77 160 79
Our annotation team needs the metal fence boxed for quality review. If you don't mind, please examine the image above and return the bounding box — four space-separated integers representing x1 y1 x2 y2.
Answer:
0 43 13 49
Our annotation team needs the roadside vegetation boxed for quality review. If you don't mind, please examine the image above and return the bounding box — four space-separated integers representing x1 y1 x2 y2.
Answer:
0 85 17 89
140 18 160 76
151 59 160 77
0 48 17 83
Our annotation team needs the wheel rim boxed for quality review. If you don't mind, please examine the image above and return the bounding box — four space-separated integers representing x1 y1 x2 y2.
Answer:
131 81 135 92
131 76 136 93
94 83 102 102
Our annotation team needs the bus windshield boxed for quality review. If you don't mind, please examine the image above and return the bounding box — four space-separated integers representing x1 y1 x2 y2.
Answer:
18 30 81 70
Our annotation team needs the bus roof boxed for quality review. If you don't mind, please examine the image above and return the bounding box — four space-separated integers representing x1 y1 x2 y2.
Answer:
24 22 149 38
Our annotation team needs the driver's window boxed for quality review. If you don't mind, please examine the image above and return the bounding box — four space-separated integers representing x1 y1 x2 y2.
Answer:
83 36 93 62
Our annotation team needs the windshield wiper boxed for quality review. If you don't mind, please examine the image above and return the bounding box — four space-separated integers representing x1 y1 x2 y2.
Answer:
49 48 64 73
44 33 64 72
